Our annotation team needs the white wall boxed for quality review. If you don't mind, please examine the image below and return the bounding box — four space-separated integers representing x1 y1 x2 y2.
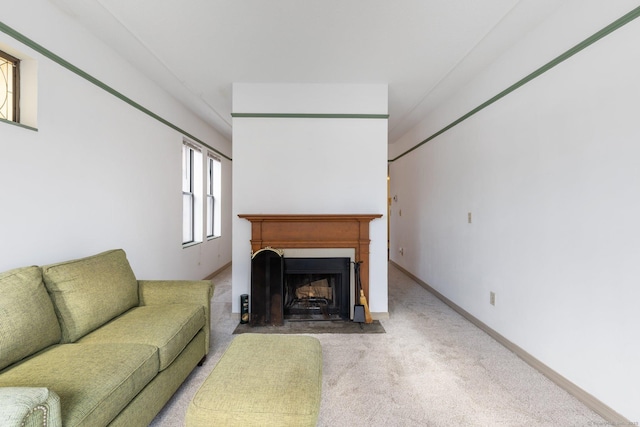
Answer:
389 2 640 422
0 0 232 279
232 83 388 315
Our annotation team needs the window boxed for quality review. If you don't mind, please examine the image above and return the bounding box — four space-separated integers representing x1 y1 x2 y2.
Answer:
182 140 220 246
182 140 202 245
0 49 20 123
207 153 222 238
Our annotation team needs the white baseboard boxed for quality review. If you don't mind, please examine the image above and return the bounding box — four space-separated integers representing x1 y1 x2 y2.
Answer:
203 262 232 280
371 312 389 320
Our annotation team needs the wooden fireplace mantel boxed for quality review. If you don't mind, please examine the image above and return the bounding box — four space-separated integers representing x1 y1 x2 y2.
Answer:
238 214 382 300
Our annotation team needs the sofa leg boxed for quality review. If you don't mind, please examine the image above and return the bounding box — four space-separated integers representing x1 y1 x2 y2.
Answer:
198 356 206 366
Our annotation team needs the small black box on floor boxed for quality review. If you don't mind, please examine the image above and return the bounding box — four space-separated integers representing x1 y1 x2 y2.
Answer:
240 294 249 324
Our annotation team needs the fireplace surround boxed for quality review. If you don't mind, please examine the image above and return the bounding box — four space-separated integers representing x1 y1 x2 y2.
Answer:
238 214 381 299
238 214 382 326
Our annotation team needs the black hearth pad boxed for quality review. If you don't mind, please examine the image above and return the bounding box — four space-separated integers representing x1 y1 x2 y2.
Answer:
232 319 385 335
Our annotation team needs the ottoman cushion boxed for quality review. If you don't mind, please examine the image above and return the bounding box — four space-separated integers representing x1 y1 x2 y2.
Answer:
186 334 322 427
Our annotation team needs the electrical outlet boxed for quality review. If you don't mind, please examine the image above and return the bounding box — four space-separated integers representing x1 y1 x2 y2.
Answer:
490 291 496 306
468 212 472 223
399 247 404 256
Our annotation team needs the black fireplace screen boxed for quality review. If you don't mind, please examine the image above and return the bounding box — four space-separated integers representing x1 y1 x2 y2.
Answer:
250 248 284 326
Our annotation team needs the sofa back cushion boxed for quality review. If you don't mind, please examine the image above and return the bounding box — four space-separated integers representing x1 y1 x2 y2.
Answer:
42 249 139 343
0 266 61 371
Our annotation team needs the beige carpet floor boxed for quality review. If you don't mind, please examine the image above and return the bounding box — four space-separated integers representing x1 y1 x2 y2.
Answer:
150 264 607 426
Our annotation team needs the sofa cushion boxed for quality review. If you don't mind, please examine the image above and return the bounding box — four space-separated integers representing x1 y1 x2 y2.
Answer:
0 266 61 371
42 249 139 343
78 304 205 371
0 343 159 427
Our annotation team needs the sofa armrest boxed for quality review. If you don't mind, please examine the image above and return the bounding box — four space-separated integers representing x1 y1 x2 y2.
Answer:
0 387 61 427
138 280 214 354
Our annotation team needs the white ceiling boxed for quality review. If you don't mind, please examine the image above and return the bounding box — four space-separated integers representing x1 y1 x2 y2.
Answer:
49 0 564 144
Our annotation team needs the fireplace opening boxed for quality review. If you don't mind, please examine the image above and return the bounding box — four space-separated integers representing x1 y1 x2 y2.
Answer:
283 257 350 321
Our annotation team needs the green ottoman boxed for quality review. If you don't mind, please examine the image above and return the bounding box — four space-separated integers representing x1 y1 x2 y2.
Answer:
186 334 322 427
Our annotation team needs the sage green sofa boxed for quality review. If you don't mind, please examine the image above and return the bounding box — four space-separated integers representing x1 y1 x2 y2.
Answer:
0 249 213 427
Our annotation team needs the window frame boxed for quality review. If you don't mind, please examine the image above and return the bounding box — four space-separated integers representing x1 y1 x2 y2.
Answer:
182 144 195 244
0 49 20 123
206 153 222 239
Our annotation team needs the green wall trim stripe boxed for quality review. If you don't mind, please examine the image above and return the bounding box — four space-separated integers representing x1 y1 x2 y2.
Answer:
0 117 38 132
0 21 231 161
232 113 389 119
389 6 640 163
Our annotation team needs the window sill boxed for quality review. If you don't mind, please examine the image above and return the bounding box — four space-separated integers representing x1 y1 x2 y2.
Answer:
0 118 38 132
182 241 201 249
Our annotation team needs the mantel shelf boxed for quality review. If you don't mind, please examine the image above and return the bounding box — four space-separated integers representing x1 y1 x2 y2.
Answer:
237 214 382 221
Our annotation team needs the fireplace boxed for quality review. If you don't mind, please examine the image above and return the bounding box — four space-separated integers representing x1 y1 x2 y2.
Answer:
284 257 350 321
240 214 382 325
